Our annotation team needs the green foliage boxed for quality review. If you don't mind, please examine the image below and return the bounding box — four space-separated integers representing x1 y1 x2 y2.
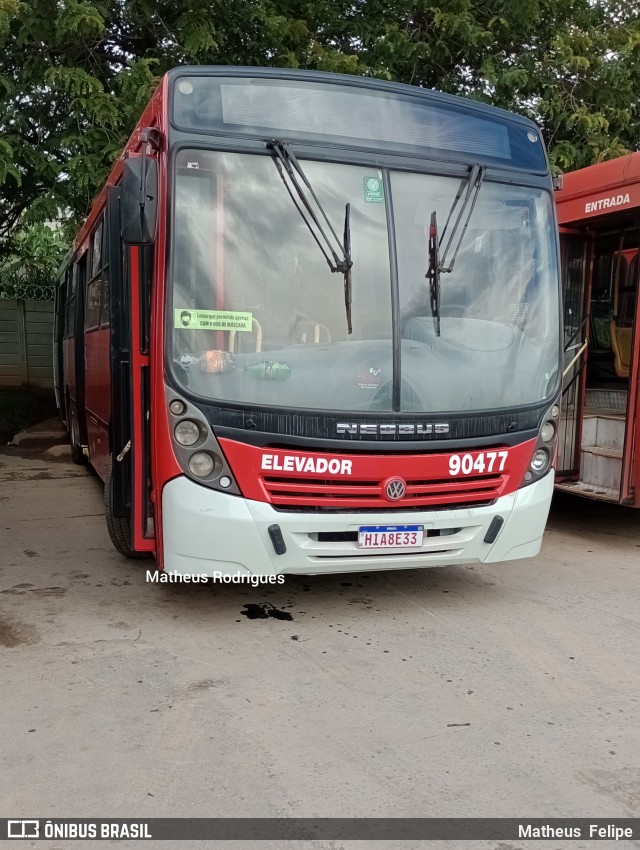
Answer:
0 223 67 300
0 0 639 286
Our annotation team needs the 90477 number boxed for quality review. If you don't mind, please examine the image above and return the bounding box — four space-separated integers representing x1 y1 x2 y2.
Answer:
449 451 508 476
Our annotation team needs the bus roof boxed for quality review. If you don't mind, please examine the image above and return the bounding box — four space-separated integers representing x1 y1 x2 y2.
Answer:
556 152 640 225
167 65 543 134
61 65 548 273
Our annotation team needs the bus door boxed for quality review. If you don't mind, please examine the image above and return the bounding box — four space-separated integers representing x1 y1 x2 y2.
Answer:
107 186 155 553
557 232 591 478
620 243 640 504
575 223 639 504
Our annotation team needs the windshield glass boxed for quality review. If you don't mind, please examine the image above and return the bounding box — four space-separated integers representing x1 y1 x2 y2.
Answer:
169 150 560 413
394 173 560 411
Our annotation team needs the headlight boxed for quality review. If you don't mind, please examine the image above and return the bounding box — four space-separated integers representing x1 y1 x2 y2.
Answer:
174 420 201 446
540 421 556 443
188 452 215 477
530 447 550 473
169 399 186 415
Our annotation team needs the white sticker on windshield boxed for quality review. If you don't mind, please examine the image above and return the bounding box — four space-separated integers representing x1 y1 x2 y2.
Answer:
363 176 384 203
175 309 253 331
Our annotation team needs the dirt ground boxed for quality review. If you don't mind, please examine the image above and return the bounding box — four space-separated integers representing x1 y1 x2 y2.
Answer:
1 422 639 850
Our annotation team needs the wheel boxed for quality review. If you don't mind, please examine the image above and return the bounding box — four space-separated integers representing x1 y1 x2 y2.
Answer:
69 410 86 465
104 474 150 559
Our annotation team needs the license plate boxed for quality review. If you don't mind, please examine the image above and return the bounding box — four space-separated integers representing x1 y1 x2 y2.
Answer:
357 524 424 549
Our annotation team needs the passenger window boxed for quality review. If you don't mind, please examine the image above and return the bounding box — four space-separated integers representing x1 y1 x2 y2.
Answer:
85 278 101 330
100 277 110 328
86 215 111 330
91 221 103 278
64 268 77 338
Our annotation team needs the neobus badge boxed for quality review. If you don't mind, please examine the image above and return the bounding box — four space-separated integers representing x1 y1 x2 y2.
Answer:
261 454 353 475
336 422 450 435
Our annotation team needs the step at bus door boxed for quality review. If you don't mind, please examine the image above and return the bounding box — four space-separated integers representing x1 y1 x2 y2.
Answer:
557 233 592 478
107 186 155 552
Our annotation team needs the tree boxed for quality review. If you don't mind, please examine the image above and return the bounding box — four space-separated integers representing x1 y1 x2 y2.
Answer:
0 0 638 283
347 0 640 170
0 222 66 300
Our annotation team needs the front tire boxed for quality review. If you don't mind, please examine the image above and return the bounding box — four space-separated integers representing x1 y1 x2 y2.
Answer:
104 474 150 559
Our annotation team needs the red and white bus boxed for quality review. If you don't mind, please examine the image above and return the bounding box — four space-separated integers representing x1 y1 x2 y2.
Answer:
555 153 640 505
53 66 562 575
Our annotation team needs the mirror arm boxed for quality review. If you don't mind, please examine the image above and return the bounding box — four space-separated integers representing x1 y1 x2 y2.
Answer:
139 127 163 152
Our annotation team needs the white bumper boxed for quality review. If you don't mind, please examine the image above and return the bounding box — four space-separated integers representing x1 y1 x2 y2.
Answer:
161 471 554 577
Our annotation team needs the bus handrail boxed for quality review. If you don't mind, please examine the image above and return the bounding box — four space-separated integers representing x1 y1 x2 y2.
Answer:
562 339 588 380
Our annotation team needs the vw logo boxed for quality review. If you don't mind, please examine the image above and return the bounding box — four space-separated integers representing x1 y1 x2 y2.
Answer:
385 477 406 501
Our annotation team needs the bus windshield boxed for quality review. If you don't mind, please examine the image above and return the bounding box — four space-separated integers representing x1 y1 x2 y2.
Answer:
170 149 560 414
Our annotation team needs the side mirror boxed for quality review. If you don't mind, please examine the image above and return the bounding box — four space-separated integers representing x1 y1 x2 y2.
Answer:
120 156 158 245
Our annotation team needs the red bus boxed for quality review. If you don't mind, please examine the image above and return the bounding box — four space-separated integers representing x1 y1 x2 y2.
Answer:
53 66 562 575
555 153 640 506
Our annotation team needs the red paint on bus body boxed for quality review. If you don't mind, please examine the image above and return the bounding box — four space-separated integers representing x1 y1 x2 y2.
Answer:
218 437 539 510
556 153 640 225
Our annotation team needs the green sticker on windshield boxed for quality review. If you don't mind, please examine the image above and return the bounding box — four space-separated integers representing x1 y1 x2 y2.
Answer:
174 309 253 331
363 176 384 203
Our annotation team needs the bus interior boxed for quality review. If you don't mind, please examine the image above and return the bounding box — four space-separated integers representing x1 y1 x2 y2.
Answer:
558 208 639 503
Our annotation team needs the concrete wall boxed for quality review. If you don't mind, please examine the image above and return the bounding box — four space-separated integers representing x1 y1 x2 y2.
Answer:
0 299 54 390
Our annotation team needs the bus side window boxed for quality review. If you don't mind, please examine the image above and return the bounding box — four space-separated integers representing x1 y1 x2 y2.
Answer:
86 281 101 330
99 215 110 329
64 267 77 338
86 218 104 331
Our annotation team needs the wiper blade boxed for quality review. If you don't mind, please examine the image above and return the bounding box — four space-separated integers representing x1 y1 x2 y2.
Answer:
343 202 352 334
425 163 485 337
267 139 353 334
439 163 486 274
426 211 441 335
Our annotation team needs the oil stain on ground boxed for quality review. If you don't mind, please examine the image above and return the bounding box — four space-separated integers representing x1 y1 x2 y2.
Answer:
0 613 40 647
1 585 67 597
241 603 293 621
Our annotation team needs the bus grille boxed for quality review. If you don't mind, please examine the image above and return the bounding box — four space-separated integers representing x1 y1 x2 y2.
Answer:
261 474 506 509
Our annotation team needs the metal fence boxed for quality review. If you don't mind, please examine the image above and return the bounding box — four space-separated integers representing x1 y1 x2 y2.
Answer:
0 299 54 390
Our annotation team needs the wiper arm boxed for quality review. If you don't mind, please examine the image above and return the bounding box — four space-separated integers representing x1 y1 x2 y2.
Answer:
439 163 486 273
267 139 353 334
425 163 485 336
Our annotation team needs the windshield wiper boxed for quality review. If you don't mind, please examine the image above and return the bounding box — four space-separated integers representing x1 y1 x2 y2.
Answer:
267 139 353 334
343 202 352 334
426 211 441 335
426 163 486 336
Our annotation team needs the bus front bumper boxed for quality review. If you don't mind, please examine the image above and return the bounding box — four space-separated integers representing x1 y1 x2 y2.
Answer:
161 471 554 577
